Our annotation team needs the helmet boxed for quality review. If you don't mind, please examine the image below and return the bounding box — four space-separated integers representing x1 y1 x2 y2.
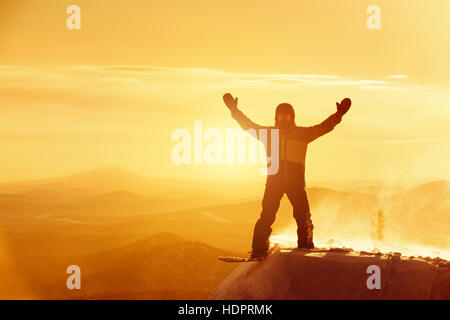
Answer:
275 103 295 122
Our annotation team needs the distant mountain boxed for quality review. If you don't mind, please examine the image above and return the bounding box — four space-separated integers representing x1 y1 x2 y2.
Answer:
33 233 238 299
111 181 449 255
309 178 437 197
0 167 261 205
1 176 448 256
0 189 245 221
0 167 260 218
388 180 449 203
378 180 450 249
0 167 180 196
73 190 229 218
106 186 381 253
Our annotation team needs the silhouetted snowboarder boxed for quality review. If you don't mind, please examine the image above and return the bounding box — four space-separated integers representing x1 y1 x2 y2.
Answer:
223 93 351 259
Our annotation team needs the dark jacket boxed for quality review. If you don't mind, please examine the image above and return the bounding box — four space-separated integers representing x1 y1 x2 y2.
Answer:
231 108 342 185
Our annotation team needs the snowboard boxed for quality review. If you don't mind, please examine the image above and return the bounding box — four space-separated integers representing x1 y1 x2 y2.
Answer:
218 256 264 263
218 245 278 263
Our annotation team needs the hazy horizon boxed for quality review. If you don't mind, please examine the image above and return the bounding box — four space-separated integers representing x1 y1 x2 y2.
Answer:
0 165 444 186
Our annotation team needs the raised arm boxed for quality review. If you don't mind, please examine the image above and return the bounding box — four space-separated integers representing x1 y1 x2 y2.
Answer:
223 93 263 131
303 98 351 142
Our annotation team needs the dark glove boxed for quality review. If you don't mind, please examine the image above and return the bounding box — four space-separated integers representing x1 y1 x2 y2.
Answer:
336 98 351 116
223 93 238 111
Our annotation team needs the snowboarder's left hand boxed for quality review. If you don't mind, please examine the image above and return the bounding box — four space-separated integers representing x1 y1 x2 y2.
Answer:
336 98 351 116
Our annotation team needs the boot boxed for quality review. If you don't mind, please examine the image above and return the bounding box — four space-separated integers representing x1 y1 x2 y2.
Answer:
249 250 268 260
298 225 314 249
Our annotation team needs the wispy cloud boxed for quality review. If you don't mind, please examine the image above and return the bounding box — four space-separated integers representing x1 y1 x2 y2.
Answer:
387 75 408 79
54 65 393 88
339 138 444 145
0 65 427 111
357 85 408 92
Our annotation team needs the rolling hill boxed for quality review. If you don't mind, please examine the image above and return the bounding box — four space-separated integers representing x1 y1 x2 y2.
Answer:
1 233 238 299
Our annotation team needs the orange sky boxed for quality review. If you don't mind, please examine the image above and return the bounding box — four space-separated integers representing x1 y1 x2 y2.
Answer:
0 0 449 182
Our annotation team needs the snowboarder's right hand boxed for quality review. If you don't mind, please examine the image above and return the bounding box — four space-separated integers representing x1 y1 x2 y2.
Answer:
223 93 238 111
